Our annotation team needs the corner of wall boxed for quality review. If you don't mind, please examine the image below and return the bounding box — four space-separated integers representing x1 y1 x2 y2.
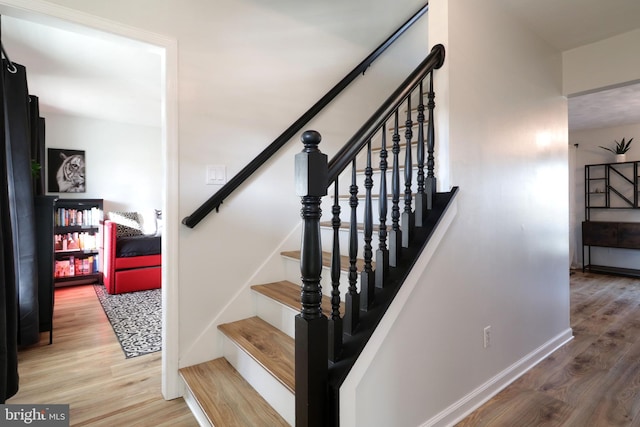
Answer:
340 198 458 426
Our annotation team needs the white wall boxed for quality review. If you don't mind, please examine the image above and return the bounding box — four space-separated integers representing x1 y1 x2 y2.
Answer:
570 123 640 269
43 112 162 214
563 29 640 96
344 0 572 425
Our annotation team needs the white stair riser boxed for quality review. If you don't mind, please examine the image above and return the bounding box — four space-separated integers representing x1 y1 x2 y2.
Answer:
221 335 295 426
182 386 213 427
253 291 297 339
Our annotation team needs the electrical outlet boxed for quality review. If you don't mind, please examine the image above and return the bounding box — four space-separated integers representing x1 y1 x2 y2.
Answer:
483 325 491 349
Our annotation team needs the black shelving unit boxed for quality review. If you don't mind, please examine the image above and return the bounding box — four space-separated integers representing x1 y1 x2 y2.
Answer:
34 195 57 344
583 161 640 277
53 198 103 286
584 161 639 218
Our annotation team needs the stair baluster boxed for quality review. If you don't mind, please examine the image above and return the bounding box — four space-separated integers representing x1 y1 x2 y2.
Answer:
376 125 389 288
360 140 375 310
329 180 342 362
294 130 328 427
344 159 360 335
415 82 427 226
426 71 436 209
389 111 402 267
402 97 414 247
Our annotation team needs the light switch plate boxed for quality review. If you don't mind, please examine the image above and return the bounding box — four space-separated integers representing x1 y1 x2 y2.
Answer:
206 164 226 185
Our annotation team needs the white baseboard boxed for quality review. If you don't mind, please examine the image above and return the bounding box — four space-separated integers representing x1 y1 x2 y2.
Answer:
421 328 574 427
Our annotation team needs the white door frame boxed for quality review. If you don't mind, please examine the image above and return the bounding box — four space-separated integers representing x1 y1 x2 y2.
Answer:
0 0 181 399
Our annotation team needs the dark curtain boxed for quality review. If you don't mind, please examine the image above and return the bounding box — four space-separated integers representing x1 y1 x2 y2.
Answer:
4 60 39 348
0 58 19 403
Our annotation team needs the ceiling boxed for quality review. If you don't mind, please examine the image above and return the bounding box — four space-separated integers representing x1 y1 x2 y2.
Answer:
0 15 162 128
493 0 640 52
1 1 640 131
493 0 640 132
568 84 640 132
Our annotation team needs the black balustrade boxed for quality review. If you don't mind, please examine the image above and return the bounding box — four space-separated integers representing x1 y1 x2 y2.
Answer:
426 71 437 210
376 126 389 288
344 160 360 335
328 180 342 362
402 97 415 248
389 111 402 267
415 82 427 226
360 141 375 311
295 44 446 427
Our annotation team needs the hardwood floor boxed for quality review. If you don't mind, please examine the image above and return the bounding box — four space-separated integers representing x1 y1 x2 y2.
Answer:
6 284 197 426
457 271 640 426
11 271 637 426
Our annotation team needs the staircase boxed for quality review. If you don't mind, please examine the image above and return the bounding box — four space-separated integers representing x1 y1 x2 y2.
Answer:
180 203 455 426
180 279 338 426
180 43 453 426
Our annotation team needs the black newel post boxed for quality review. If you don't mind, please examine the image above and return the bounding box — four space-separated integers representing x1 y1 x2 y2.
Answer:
295 130 328 427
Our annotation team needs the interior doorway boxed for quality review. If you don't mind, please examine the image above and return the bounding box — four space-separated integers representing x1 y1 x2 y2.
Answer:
0 1 180 399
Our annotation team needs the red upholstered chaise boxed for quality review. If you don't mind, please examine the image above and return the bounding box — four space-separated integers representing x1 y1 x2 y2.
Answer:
103 220 161 294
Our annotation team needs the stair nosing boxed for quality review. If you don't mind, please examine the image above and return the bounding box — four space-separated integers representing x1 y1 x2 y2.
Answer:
251 280 344 317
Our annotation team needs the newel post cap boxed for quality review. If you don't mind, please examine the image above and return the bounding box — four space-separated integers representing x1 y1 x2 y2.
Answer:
295 130 328 197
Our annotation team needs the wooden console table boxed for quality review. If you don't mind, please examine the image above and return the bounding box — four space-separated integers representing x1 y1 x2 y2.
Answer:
582 221 640 277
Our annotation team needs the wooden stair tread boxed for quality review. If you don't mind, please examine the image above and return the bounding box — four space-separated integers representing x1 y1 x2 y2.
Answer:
281 250 373 272
218 316 295 393
179 358 288 427
251 280 344 317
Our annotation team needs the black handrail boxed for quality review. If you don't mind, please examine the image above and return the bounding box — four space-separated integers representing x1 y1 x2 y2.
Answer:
182 2 430 228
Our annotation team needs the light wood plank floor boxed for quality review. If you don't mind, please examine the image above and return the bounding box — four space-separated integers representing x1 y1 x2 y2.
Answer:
6 284 197 427
458 270 640 426
11 271 637 426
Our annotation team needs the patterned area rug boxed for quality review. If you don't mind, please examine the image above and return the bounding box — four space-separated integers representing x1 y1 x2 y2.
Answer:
94 285 161 358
